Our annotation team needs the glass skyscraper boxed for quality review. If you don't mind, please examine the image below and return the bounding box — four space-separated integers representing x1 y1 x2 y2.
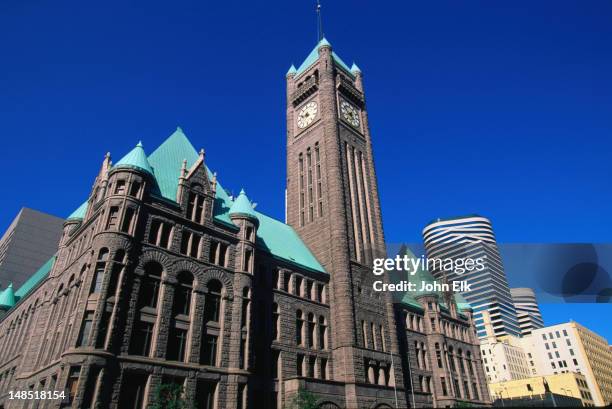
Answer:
422 215 521 338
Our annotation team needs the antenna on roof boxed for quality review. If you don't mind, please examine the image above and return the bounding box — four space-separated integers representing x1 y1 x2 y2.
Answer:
316 0 324 41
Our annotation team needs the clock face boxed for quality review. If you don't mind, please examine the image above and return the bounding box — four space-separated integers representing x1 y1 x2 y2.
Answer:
297 101 318 129
340 100 360 128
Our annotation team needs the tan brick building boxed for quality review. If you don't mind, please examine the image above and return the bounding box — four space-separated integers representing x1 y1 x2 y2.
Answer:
0 39 489 408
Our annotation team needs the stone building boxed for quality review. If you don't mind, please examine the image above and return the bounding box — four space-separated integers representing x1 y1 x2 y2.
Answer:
393 246 490 407
0 39 490 408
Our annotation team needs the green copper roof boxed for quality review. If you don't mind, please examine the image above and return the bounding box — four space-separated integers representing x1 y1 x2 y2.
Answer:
229 189 258 220
286 64 297 76
15 256 55 300
295 38 355 78
0 283 16 309
63 128 326 274
351 63 361 73
114 141 154 175
396 245 440 309
454 293 472 311
67 201 88 220
148 127 200 200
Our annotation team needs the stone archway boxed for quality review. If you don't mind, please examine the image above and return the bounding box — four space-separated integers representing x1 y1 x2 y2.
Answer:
318 402 341 409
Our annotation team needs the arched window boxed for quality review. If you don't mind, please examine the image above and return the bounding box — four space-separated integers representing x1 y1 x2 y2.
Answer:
204 280 222 323
380 325 386 352
318 316 327 350
307 313 315 348
139 262 162 309
362 321 368 348
173 272 194 316
371 323 378 350
295 310 304 345
90 248 109 294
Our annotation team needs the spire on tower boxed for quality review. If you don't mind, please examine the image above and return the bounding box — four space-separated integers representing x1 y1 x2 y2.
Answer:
316 0 324 41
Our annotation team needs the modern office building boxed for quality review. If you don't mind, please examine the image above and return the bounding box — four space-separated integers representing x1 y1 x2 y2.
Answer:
422 215 521 339
479 311 531 384
511 288 544 336
0 38 491 409
520 321 612 406
489 372 595 407
0 208 64 289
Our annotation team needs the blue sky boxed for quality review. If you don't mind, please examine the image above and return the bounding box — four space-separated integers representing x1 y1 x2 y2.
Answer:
1 2 610 335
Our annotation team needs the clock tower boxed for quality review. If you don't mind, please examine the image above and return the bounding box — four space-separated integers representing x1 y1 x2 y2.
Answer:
286 39 406 407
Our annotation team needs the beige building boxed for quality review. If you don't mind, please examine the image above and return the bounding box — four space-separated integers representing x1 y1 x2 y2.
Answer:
520 321 612 406
489 372 595 407
479 311 531 384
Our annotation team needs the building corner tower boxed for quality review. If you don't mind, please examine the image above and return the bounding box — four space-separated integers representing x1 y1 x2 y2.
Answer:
286 39 406 407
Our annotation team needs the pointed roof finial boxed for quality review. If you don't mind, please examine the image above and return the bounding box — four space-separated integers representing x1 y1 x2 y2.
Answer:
351 62 361 73
176 126 183 133
199 148 205 159
316 0 324 42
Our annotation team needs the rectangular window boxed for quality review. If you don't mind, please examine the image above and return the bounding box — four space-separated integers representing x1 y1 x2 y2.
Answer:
308 356 316 378
106 206 120 230
320 358 327 380
66 367 81 404
187 193 196 220
129 181 141 197
167 328 188 362
149 220 161 244
158 223 171 248
121 207 135 233
563 329 568 336
297 354 304 377
201 334 218 366
244 249 252 272
118 372 148 409
190 235 200 258
194 195 204 223
196 380 216 409
76 312 94 347
115 180 126 195
306 280 313 300
219 243 227 267
130 321 154 356
180 231 191 255
441 377 448 395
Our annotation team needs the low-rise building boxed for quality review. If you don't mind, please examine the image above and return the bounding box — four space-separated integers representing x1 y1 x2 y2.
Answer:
489 372 595 407
521 321 612 406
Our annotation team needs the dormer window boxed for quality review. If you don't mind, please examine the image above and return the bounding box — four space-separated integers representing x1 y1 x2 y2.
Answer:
186 191 206 223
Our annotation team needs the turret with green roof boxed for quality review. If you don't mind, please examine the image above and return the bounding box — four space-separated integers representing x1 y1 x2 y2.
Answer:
229 189 258 223
0 283 16 310
113 141 154 175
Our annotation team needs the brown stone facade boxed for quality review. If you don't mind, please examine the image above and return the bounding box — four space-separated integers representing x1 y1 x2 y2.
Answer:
0 43 490 409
